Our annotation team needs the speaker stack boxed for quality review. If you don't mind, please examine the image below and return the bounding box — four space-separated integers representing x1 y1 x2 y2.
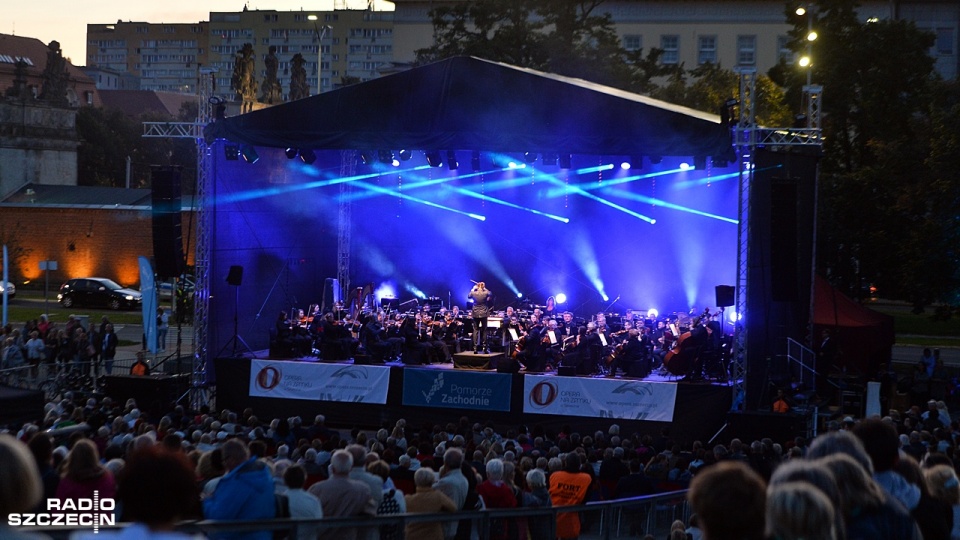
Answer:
151 166 185 279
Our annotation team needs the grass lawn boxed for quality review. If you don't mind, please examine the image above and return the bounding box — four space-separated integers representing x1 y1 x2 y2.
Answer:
866 301 960 346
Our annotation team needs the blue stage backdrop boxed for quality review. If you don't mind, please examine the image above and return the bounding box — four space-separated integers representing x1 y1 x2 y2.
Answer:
205 144 740 367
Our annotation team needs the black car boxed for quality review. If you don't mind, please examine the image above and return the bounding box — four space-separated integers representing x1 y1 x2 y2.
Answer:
58 278 142 310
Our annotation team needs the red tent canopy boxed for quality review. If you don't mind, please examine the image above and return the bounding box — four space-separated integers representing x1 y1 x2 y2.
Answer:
813 275 894 375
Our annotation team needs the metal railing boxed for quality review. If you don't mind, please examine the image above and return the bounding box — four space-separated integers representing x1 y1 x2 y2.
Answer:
21 490 691 540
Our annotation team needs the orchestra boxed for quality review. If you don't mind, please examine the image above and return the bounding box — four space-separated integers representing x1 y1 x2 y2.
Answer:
268 282 732 380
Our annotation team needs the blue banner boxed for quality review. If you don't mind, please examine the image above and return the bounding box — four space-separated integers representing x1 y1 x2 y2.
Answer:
138 257 157 353
402 369 512 412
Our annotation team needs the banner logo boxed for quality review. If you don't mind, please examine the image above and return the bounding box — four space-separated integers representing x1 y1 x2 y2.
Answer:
255 366 282 390
528 380 558 408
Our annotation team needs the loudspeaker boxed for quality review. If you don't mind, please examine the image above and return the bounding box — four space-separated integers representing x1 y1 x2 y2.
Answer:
151 167 184 278
558 366 577 377
770 179 799 301
715 285 735 308
226 265 244 286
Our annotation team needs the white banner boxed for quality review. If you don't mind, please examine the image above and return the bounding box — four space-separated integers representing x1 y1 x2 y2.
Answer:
249 360 390 404
522 375 678 422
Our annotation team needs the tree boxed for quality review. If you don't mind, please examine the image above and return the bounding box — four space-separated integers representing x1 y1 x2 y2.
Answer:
783 0 960 308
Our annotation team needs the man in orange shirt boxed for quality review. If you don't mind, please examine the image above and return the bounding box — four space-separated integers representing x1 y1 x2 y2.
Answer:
548 452 592 539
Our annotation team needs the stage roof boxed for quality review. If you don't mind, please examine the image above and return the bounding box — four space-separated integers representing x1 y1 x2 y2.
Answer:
205 56 732 158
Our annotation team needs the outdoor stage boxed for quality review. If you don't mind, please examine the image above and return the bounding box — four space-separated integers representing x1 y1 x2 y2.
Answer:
214 354 741 444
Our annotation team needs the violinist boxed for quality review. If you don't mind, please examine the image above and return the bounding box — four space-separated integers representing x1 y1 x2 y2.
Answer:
607 329 648 378
439 312 463 353
320 312 352 360
417 307 451 363
515 314 546 372
557 312 577 340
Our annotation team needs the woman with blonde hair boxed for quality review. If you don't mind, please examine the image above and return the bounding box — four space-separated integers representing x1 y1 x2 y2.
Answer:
766 481 837 540
0 434 44 538
816 453 920 540
924 464 960 539
56 438 116 508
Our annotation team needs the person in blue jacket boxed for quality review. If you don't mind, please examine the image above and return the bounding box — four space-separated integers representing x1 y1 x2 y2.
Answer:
203 438 276 540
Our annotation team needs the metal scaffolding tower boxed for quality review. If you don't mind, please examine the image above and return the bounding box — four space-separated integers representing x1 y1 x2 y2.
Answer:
337 150 355 302
731 68 822 410
142 67 217 409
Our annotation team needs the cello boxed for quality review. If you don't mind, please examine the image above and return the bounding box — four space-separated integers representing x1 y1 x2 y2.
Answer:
663 308 711 375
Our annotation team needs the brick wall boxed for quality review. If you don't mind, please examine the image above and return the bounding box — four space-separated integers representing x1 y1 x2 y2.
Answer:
0 206 195 288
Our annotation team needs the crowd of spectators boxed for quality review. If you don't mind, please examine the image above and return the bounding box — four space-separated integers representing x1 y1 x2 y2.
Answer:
3 393 960 540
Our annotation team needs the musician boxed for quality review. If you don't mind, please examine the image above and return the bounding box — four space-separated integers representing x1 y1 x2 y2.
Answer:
417 307 452 363
515 315 546 372
399 315 431 365
608 329 647 378
363 311 403 362
557 312 576 339
439 312 463 353
544 296 558 321
468 282 493 354
501 314 523 350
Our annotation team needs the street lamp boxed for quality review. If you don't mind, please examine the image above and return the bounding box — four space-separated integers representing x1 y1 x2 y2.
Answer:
796 4 819 128
307 15 332 95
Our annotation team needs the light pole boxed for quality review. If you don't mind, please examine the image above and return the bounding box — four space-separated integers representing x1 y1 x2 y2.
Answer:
796 4 818 128
307 15 332 95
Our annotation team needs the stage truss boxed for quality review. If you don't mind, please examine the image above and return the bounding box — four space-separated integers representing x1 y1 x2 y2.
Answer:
731 67 822 411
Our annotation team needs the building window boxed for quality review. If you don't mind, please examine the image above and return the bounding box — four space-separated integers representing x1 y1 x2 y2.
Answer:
777 35 794 63
936 28 954 56
660 35 679 65
737 35 757 65
698 35 717 64
623 34 642 52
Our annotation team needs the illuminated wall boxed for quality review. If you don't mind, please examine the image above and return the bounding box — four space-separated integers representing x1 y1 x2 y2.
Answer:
0 207 196 288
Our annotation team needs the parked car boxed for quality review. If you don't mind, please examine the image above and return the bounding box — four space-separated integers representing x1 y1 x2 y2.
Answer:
158 275 196 300
0 281 14 298
58 278 142 310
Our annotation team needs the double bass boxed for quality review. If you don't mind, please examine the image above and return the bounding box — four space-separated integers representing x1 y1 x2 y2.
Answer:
662 308 711 375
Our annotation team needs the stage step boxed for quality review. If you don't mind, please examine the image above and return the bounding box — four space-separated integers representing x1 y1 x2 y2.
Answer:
453 351 503 370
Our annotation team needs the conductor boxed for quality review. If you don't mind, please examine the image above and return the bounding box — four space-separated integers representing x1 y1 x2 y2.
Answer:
468 281 493 354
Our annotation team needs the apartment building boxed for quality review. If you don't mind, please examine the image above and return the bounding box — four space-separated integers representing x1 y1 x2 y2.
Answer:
391 0 957 80
86 21 209 94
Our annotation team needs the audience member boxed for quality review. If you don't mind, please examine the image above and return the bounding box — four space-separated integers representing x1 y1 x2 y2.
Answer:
548 452 592 540
202 438 275 540
307 449 376 540
56 439 116 514
434 448 468 540
405 467 457 540
765 481 837 540
282 464 323 540
76 446 202 539
0 434 46 539
687 460 766 540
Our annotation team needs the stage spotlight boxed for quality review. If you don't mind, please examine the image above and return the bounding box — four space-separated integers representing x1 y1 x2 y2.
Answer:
224 144 240 161
693 156 707 170
284 148 299 160
555 293 567 304
517 292 523 298
620 161 631 170
649 155 663 164
542 154 558 166
240 145 259 164
378 149 394 164
558 154 572 169
471 151 481 172
679 162 692 170
299 149 317 165
647 308 659 319
523 151 538 163
398 149 413 161
391 158 400 167
360 151 376 165
425 151 443 168
447 150 459 170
